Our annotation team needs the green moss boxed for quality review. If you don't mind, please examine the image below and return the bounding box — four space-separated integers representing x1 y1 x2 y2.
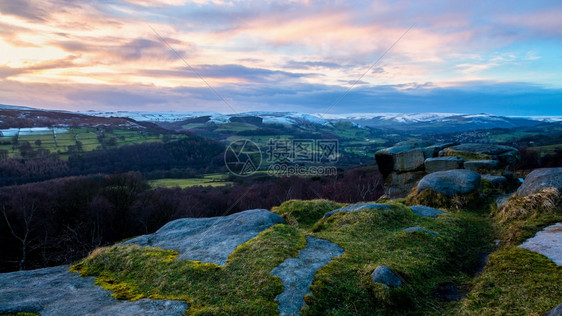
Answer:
302 204 494 315
70 190 561 315
72 224 306 314
0 313 40 316
441 148 493 161
272 199 342 229
458 247 562 316
71 201 494 315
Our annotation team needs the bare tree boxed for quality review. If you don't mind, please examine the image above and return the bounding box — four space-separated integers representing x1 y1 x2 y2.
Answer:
1 202 36 270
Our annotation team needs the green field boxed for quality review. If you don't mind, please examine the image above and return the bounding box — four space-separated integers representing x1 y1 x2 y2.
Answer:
149 174 232 189
0 127 169 159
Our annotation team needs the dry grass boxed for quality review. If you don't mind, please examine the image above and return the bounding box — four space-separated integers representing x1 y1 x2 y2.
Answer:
496 188 561 224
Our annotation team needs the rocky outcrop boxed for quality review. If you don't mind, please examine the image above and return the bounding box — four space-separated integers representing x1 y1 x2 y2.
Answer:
371 266 402 287
0 265 189 316
440 144 520 168
425 157 464 173
416 170 481 197
375 142 458 198
323 203 391 219
516 168 562 196
270 237 344 315
519 222 562 266
376 142 520 198
125 209 284 265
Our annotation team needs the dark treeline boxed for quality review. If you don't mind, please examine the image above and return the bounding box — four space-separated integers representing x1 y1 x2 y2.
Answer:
0 136 225 186
0 168 383 272
518 147 562 170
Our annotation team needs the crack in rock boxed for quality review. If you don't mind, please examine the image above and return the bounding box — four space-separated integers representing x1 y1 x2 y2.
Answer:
270 237 345 315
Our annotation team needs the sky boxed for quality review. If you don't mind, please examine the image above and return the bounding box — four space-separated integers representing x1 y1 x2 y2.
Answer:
0 0 561 116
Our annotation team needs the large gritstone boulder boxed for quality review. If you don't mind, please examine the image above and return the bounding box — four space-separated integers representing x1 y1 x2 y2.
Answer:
416 170 482 197
516 168 562 197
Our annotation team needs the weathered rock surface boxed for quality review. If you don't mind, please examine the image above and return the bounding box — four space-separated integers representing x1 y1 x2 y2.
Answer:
519 222 562 266
0 265 189 316
271 237 344 316
416 170 481 197
409 205 444 218
464 160 499 171
371 266 402 287
424 157 464 173
385 171 426 198
516 168 562 196
421 143 458 159
403 226 440 237
125 209 284 265
323 203 392 219
375 147 425 175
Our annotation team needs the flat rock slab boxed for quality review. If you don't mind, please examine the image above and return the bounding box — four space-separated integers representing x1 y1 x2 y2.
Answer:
0 265 188 316
517 168 562 196
424 157 464 173
519 222 562 266
464 160 499 171
124 209 284 266
409 205 444 218
270 237 344 315
323 203 392 219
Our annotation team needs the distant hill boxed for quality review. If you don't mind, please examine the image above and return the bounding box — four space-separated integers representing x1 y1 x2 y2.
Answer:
77 109 560 133
0 106 163 131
